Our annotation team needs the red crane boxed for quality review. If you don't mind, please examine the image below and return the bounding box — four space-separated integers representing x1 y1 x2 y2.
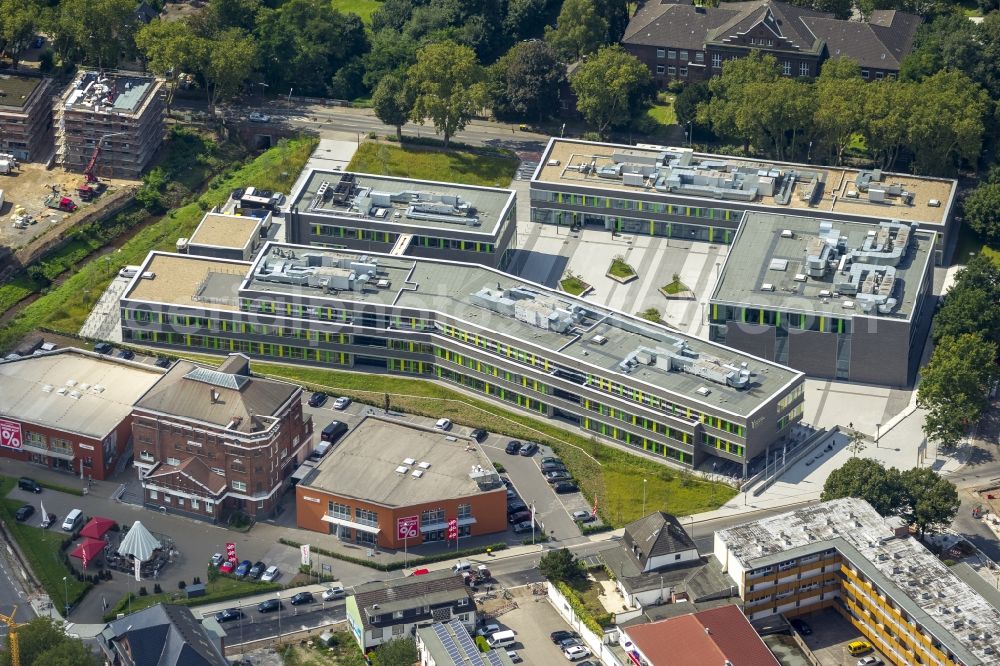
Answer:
83 144 102 183
78 131 126 199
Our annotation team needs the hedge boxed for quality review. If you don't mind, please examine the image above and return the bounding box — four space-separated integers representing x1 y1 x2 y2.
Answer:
555 581 606 634
277 538 507 572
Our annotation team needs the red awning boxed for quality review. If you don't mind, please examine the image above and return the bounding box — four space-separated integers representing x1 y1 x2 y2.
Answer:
69 539 106 568
80 516 115 539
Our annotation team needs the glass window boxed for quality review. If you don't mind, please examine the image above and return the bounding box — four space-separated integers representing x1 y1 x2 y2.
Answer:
679 67 688 77
656 48 665 58
800 63 809 76
656 65 665 74
668 66 676 75
695 52 704 63
668 50 676 59
355 507 378 526
680 50 688 61
712 54 721 68
166 457 180 466
875 71 884 79
232 480 246 492
457 504 472 519
861 69 869 79
782 61 791 76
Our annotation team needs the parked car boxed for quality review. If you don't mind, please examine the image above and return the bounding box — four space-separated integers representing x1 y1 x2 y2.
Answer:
470 429 487 442
154 357 172 368
40 513 57 529
116 349 135 360
541 462 567 473
94 342 113 355
290 591 314 605
14 505 34 522
257 598 282 613
333 396 351 410
554 481 579 494
508 510 531 524
500 476 512 487
476 623 501 637
308 392 327 407
261 565 280 582
550 631 579 644
219 560 236 574
790 618 812 636
857 658 884 666
18 477 42 493
507 500 527 515
541 457 562 465
434 418 452 431
249 112 271 123
231 187 245 201
505 440 522 455
215 608 244 623
512 521 535 534
519 442 539 456
564 645 590 661
506 650 522 663
210 553 224 567
558 637 582 649
322 585 346 601
234 560 253 578
249 561 266 579
571 510 595 523
544 470 572 483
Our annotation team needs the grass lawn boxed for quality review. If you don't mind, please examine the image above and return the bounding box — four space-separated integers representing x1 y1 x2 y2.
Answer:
608 256 637 280
0 136 317 351
281 633 367 666
0 275 44 318
190 360 738 527
639 93 677 137
570 579 614 627
0 477 90 613
560 274 591 296
347 142 518 187
332 0 382 24
661 278 690 295
105 572 281 620
953 223 1000 268
637 307 663 324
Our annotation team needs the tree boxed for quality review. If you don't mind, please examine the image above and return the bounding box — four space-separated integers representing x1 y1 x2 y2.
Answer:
820 458 906 517
593 0 630 43
362 30 419 90
0 617 100 666
906 70 988 176
489 40 566 121
963 182 1000 246
861 79 916 171
504 0 559 41
136 20 200 115
371 0 413 34
917 333 999 450
814 58 867 164
900 467 960 540
371 638 418 666
846 429 867 457
197 28 257 113
539 548 586 584
674 82 710 129
544 0 607 61
407 41 487 148
52 0 138 68
0 0 39 66
699 52 781 153
571 45 653 137
373 74 412 140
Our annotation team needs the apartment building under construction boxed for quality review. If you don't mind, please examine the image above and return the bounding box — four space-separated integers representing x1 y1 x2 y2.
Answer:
0 72 54 162
56 71 164 179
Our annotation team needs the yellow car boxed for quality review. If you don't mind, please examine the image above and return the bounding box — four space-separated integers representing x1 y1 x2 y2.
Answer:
848 640 873 656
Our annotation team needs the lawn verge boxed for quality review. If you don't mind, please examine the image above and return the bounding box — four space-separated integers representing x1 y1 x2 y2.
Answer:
347 141 518 187
103 572 281 621
559 273 593 297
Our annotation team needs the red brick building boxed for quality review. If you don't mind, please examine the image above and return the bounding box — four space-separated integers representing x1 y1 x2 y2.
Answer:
132 354 312 523
0 348 164 480
296 417 507 550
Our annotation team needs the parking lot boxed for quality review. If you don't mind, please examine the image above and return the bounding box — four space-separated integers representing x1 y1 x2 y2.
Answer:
478 586 583 665
794 608 888 666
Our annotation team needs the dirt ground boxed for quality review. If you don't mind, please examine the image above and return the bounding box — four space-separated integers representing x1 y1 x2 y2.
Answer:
0 163 139 253
161 0 206 22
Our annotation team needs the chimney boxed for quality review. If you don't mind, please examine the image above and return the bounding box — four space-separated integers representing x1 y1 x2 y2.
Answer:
209 388 217 403
704 627 711 635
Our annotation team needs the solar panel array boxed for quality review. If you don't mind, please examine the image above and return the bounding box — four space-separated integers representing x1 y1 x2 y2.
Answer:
424 619 508 666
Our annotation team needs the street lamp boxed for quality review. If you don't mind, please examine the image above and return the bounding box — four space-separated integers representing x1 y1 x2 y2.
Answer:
62 576 69 617
875 423 881 449
276 591 282 645
642 479 648 516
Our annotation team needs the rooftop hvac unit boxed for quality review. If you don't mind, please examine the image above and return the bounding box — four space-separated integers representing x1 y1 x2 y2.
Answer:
547 159 560 166
394 466 410 474
819 290 831 298
928 199 941 207
403 457 416 465
696 387 711 396
845 190 859 198
793 274 807 282
591 335 608 345
780 229 794 238
842 300 855 309
760 283 775 291
411 470 424 478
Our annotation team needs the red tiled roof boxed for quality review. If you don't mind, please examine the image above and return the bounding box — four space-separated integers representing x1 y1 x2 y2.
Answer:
624 605 779 666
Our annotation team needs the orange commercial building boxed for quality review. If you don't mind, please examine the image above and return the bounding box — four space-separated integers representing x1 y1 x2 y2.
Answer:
295 416 507 550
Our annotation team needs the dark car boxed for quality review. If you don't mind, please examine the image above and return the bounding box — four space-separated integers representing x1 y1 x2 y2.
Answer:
512 521 535 534
505 440 522 455
790 618 812 635
14 505 34 522
215 608 244 623
544 470 572 484
519 442 539 456
508 510 532 524
554 481 579 494
231 188 245 201
558 637 582 648
40 512 57 529
257 598 283 613
18 477 42 493
541 457 563 466
153 357 172 368
234 560 252 578
308 392 328 407
116 349 135 360
249 561 266 579
550 630 579 644
470 429 487 442
507 500 527 515
540 462 567 473
94 342 113 355
290 591 314 605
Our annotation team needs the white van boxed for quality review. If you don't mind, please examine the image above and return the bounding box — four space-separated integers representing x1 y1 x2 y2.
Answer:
119 265 142 279
62 509 83 532
487 630 517 649
452 560 471 572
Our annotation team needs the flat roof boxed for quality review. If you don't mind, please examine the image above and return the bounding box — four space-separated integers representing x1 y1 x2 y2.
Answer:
292 170 515 236
302 416 502 507
62 71 157 115
534 139 955 228
712 212 934 320
125 254 248 311
0 73 44 110
417 620 514 666
0 348 163 439
244 243 801 416
188 213 261 250
716 498 1000 666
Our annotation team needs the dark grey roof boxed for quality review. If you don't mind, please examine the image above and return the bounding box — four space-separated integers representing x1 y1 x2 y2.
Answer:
103 604 227 666
708 1 827 51
625 1 740 50
623 512 697 569
804 10 920 69
352 570 472 632
135 357 298 433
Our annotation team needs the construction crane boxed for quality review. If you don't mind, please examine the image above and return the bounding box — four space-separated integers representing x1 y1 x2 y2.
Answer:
79 130 128 201
0 606 24 666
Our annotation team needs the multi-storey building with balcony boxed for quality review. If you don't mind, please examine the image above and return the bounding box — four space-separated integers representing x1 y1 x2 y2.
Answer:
131 353 312 523
715 497 1000 666
0 72 54 162
295 416 507 549
286 169 517 270
118 242 805 477
709 212 935 386
530 139 958 264
0 348 163 479
56 70 164 179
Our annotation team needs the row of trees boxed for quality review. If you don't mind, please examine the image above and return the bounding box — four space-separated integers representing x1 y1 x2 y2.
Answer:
0 616 99 666
917 255 1000 450
821 457 960 539
685 52 991 175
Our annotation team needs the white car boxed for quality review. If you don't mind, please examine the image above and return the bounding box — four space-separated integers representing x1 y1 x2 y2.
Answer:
435 418 453 431
857 658 884 666
476 623 500 637
260 565 280 582
563 645 590 661
249 111 271 123
322 585 346 601
333 396 351 410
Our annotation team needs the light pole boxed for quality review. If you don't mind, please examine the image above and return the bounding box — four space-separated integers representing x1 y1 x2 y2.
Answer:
287 88 293 103
276 591 282 646
62 576 69 617
687 121 693 147
642 479 648 516
875 423 881 449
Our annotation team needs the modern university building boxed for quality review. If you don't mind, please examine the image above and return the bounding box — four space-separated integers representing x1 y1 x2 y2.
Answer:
119 242 805 476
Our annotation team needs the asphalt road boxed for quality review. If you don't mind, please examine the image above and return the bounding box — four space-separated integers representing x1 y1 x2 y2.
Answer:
216 601 347 644
0 540 34 621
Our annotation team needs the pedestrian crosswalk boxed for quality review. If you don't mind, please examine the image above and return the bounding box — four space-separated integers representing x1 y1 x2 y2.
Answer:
515 161 538 180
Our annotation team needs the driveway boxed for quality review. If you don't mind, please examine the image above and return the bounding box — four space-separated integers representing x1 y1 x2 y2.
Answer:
794 608 888 666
